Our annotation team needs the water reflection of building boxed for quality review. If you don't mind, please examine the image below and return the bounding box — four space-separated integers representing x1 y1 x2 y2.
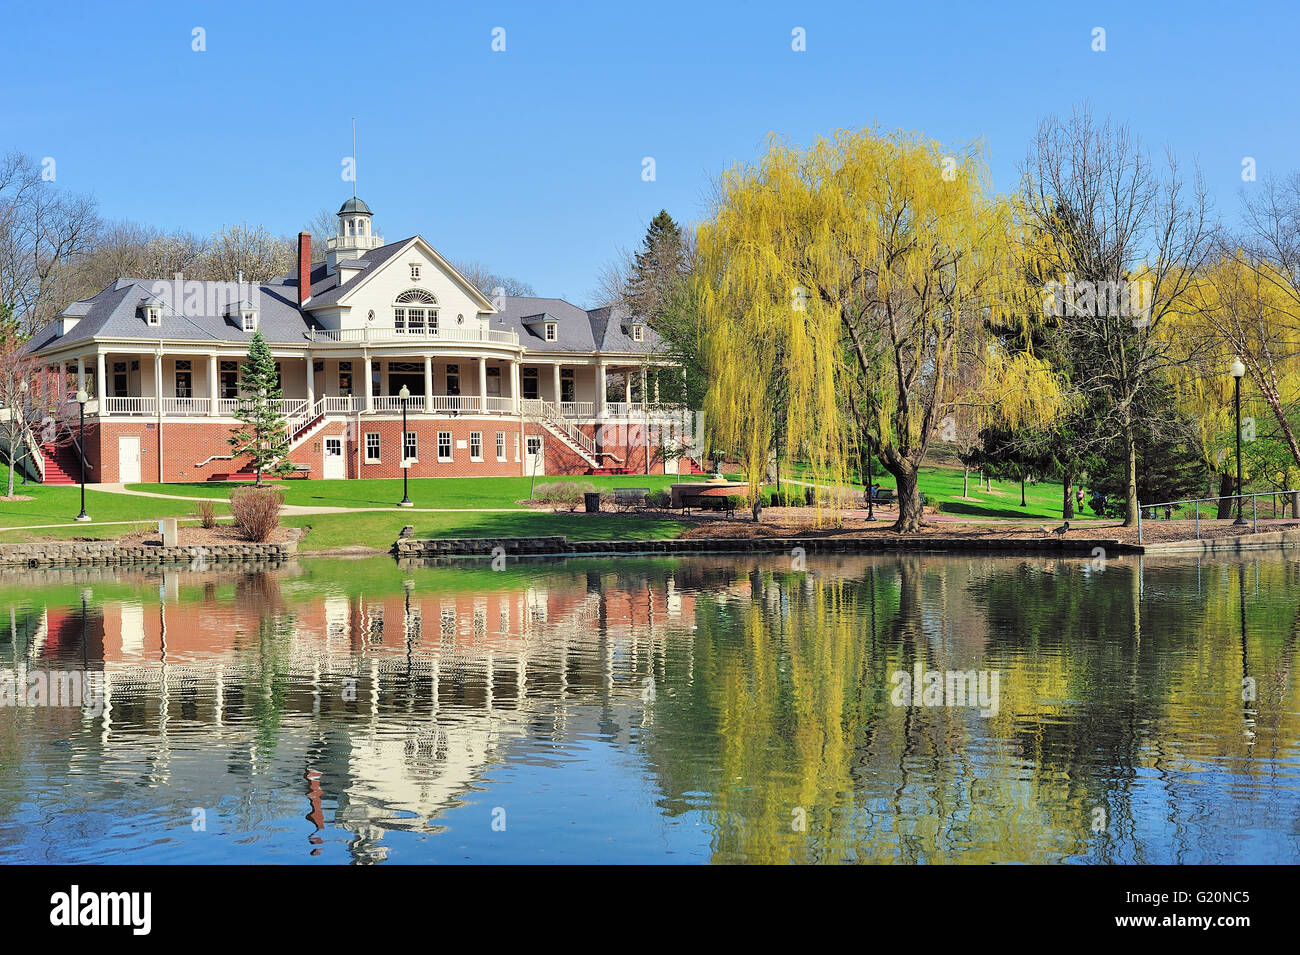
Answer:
2 560 697 863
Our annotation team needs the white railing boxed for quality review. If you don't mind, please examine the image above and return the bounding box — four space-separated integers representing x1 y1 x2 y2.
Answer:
217 398 240 416
604 402 648 418
160 397 210 416
485 396 515 413
309 325 519 345
372 395 428 413
102 397 155 415
428 395 481 414
324 396 362 414
525 399 596 456
287 397 326 444
559 401 595 417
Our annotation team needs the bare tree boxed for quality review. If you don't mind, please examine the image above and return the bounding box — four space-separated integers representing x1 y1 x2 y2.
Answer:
1022 106 1216 525
451 259 535 298
0 151 101 333
201 222 295 283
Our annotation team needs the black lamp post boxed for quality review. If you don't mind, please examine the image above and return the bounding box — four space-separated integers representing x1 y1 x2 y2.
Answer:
865 438 875 521
75 388 90 522
398 384 412 507
1231 358 1247 525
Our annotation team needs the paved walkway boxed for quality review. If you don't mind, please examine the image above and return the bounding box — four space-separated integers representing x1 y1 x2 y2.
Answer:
92 483 524 516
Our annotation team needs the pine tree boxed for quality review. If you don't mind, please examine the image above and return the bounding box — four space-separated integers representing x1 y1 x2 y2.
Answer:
229 331 292 484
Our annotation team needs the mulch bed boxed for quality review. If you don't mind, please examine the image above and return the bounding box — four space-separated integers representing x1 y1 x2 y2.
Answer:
114 525 300 547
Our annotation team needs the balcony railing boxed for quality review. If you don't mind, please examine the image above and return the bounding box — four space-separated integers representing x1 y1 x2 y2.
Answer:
559 401 595 417
309 326 519 345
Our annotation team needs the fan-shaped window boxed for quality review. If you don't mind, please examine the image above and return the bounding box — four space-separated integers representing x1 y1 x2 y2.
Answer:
393 290 438 333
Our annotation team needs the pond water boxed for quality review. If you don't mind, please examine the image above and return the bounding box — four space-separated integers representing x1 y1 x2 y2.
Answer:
0 552 1297 864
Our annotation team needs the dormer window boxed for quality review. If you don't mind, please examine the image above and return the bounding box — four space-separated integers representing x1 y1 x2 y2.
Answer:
241 311 258 332
144 307 161 326
409 264 421 281
545 323 557 342
632 324 644 342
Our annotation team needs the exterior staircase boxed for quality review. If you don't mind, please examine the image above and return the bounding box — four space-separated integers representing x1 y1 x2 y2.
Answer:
286 398 327 451
523 399 615 471
39 440 82 485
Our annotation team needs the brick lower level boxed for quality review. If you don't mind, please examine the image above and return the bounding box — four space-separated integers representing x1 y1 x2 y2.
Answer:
75 417 672 483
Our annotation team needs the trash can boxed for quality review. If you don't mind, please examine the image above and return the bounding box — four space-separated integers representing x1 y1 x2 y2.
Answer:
584 492 601 513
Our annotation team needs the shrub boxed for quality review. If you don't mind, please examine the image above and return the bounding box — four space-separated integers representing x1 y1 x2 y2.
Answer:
531 480 595 511
646 489 671 510
771 491 803 507
229 486 283 542
724 494 747 514
196 500 217 529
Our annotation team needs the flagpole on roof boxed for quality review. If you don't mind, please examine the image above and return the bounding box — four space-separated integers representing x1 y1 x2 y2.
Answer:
352 118 357 199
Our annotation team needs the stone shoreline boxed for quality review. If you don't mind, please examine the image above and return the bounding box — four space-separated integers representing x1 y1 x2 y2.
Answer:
0 539 295 568
393 534 1142 559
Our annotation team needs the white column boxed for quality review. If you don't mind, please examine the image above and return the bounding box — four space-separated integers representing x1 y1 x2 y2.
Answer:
478 357 488 412
552 363 561 407
306 357 315 407
76 357 86 394
208 353 218 416
623 369 631 404
424 355 433 412
153 352 163 415
96 352 108 415
596 362 606 417
363 352 373 412
510 360 521 414
653 367 659 404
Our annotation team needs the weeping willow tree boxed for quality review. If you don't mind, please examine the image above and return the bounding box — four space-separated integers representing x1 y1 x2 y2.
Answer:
696 128 1062 531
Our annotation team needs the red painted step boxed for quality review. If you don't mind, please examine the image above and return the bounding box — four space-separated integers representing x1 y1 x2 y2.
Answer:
39 442 82 485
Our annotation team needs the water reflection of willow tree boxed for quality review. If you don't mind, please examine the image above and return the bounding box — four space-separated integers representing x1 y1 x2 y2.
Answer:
647 555 1300 864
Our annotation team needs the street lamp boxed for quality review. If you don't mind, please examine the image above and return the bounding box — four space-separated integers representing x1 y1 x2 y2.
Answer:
75 388 90 522
17 380 28 485
398 384 412 507
1230 357 1247 525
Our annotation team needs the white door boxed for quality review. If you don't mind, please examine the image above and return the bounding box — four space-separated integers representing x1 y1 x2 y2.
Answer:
525 435 544 475
664 455 678 475
118 436 141 483
323 437 345 479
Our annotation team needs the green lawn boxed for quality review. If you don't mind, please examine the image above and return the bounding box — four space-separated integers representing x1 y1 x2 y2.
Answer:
0 465 225 530
125 473 687 509
286 510 690 552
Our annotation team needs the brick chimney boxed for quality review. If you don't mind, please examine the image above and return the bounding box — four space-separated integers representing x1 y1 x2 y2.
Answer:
297 232 312 307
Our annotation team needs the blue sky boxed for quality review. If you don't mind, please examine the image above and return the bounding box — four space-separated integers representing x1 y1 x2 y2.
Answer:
1 1 1295 305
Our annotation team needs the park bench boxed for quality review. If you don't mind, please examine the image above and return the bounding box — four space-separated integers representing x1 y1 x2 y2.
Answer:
682 492 740 517
614 487 651 511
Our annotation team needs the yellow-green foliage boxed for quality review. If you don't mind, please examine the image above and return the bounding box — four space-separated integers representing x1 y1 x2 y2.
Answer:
694 127 1065 520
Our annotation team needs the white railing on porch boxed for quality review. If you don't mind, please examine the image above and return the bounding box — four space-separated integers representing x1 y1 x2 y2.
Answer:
308 326 519 345
485 396 514 413
324 396 362 414
604 402 648 418
427 395 482 413
102 397 155 415
159 397 210 416
559 401 595 417
372 395 428 413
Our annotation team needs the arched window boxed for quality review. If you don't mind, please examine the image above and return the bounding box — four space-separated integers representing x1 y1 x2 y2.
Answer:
393 289 438 333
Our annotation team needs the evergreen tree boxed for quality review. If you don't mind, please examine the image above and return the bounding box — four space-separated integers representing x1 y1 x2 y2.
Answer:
229 331 292 484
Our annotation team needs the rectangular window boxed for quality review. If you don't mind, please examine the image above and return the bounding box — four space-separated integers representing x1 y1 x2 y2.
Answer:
403 431 418 462
486 365 501 396
113 362 128 398
410 263 421 281
175 370 192 398
495 431 505 460
470 431 482 461
560 367 576 403
445 363 460 396
407 308 425 333
522 367 539 400
394 307 405 332
338 370 352 396
365 432 380 462
220 360 238 400
633 324 644 342
437 431 452 461
545 323 557 341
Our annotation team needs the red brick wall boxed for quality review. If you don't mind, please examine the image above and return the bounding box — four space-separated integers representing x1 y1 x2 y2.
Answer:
78 416 668 483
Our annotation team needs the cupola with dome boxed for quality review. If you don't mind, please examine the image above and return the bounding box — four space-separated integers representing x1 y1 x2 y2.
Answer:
326 195 384 270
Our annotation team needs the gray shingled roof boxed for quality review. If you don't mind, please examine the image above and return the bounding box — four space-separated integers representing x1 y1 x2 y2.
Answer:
29 241 665 360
